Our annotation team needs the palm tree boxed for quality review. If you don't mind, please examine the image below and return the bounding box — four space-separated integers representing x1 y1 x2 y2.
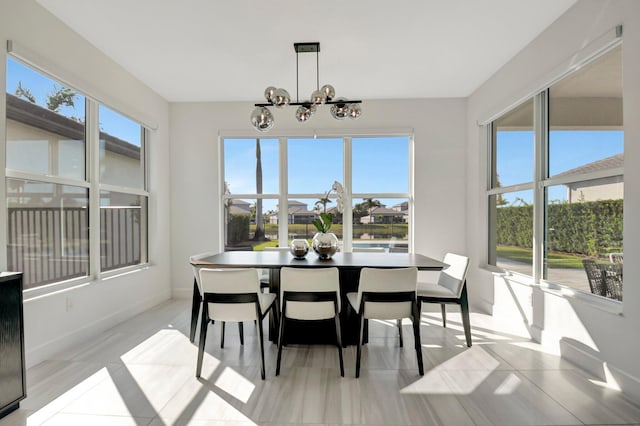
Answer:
253 138 266 240
362 198 382 223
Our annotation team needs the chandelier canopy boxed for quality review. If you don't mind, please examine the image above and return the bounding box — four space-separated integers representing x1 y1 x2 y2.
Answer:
250 42 362 132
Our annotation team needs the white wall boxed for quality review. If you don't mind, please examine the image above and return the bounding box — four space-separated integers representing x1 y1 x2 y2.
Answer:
170 98 467 298
1 0 172 367
467 0 640 399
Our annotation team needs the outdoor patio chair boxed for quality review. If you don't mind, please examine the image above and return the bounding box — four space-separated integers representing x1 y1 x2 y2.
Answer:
609 252 624 264
582 259 607 297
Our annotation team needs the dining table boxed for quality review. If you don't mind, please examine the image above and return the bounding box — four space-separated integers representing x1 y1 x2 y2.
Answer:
189 251 446 345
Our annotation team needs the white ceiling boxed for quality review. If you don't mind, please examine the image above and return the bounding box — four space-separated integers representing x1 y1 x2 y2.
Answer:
36 0 577 103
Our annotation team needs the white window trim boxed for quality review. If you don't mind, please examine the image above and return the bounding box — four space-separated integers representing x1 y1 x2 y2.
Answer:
485 42 624 302
4 56 150 292
220 134 414 252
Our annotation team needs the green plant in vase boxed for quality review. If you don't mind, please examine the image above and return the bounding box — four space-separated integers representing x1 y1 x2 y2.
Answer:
312 181 343 259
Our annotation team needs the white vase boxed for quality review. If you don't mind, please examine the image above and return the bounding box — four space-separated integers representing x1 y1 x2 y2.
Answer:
312 232 339 259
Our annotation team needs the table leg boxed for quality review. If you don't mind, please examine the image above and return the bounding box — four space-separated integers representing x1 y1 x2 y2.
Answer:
268 268 280 343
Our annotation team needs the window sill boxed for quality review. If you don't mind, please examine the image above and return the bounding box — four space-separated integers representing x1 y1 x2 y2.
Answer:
538 281 623 315
481 265 623 316
23 263 152 302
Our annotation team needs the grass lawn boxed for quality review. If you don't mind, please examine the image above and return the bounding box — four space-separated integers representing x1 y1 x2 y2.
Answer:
497 245 586 269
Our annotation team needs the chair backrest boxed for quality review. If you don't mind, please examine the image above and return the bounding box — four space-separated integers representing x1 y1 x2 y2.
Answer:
280 267 340 320
264 247 290 251
190 251 218 293
199 268 261 322
609 252 624 264
358 267 417 319
582 259 607 296
601 262 623 301
437 253 469 298
352 247 385 253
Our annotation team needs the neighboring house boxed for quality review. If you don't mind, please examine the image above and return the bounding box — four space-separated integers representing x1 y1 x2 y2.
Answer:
227 199 251 216
6 93 141 207
360 205 406 224
268 200 316 224
391 201 409 223
555 153 623 203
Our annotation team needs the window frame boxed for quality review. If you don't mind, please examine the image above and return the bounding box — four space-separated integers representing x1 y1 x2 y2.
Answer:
219 132 414 253
4 56 150 296
485 42 624 304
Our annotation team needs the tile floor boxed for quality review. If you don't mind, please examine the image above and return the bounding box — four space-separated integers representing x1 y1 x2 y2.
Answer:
2 299 640 425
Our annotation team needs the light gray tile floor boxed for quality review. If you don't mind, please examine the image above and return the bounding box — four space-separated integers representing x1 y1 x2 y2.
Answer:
2 299 639 426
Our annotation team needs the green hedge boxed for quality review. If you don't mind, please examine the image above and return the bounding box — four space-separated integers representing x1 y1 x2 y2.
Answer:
227 214 249 244
497 199 622 256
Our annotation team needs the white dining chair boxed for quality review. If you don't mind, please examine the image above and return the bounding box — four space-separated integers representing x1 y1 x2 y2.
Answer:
190 252 246 347
346 267 423 378
276 267 344 377
416 252 472 347
196 268 276 380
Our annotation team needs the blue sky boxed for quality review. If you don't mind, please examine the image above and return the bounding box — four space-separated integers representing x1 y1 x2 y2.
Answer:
497 129 623 203
224 136 409 213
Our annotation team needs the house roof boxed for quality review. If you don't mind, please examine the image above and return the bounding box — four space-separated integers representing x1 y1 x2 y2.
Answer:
553 153 623 178
7 93 140 160
368 206 406 216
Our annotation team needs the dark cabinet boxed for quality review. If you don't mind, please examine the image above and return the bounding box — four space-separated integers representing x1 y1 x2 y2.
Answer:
0 272 25 419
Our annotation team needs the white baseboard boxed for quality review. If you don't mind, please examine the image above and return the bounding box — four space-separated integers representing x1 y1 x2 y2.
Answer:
555 335 640 403
26 290 171 368
473 297 494 315
172 287 192 299
530 323 543 342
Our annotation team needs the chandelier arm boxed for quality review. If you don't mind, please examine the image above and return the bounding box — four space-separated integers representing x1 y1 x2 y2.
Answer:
255 100 362 107
296 48 299 103
316 49 319 91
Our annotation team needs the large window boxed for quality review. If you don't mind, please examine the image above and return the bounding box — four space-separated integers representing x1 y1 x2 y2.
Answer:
488 45 623 301
5 58 149 289
222 135 411 252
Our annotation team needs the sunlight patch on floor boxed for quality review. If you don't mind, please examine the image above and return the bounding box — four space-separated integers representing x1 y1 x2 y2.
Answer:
494 372 521 395
214 367 255 403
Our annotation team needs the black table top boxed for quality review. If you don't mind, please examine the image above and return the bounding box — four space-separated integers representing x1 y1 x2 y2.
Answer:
191 251 446 271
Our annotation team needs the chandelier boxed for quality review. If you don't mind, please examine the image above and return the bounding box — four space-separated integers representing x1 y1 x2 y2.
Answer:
250 42 362 132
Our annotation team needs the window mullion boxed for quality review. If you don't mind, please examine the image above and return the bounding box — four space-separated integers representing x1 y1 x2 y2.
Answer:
342 137 353 252
87 99 101 279
278 137 288 247
532 90 547 284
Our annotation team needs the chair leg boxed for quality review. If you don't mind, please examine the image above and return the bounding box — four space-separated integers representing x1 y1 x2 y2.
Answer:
397 319 404 347
276 313 286 376
412 308 424 376
256 316 266 380
441 304 447 328
220 322 225 348
335 312 344 377
460 284 472 347
356 314 365 378
190 279 201 343
363 318 369 345
238 322 244 345
196 307 209 378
